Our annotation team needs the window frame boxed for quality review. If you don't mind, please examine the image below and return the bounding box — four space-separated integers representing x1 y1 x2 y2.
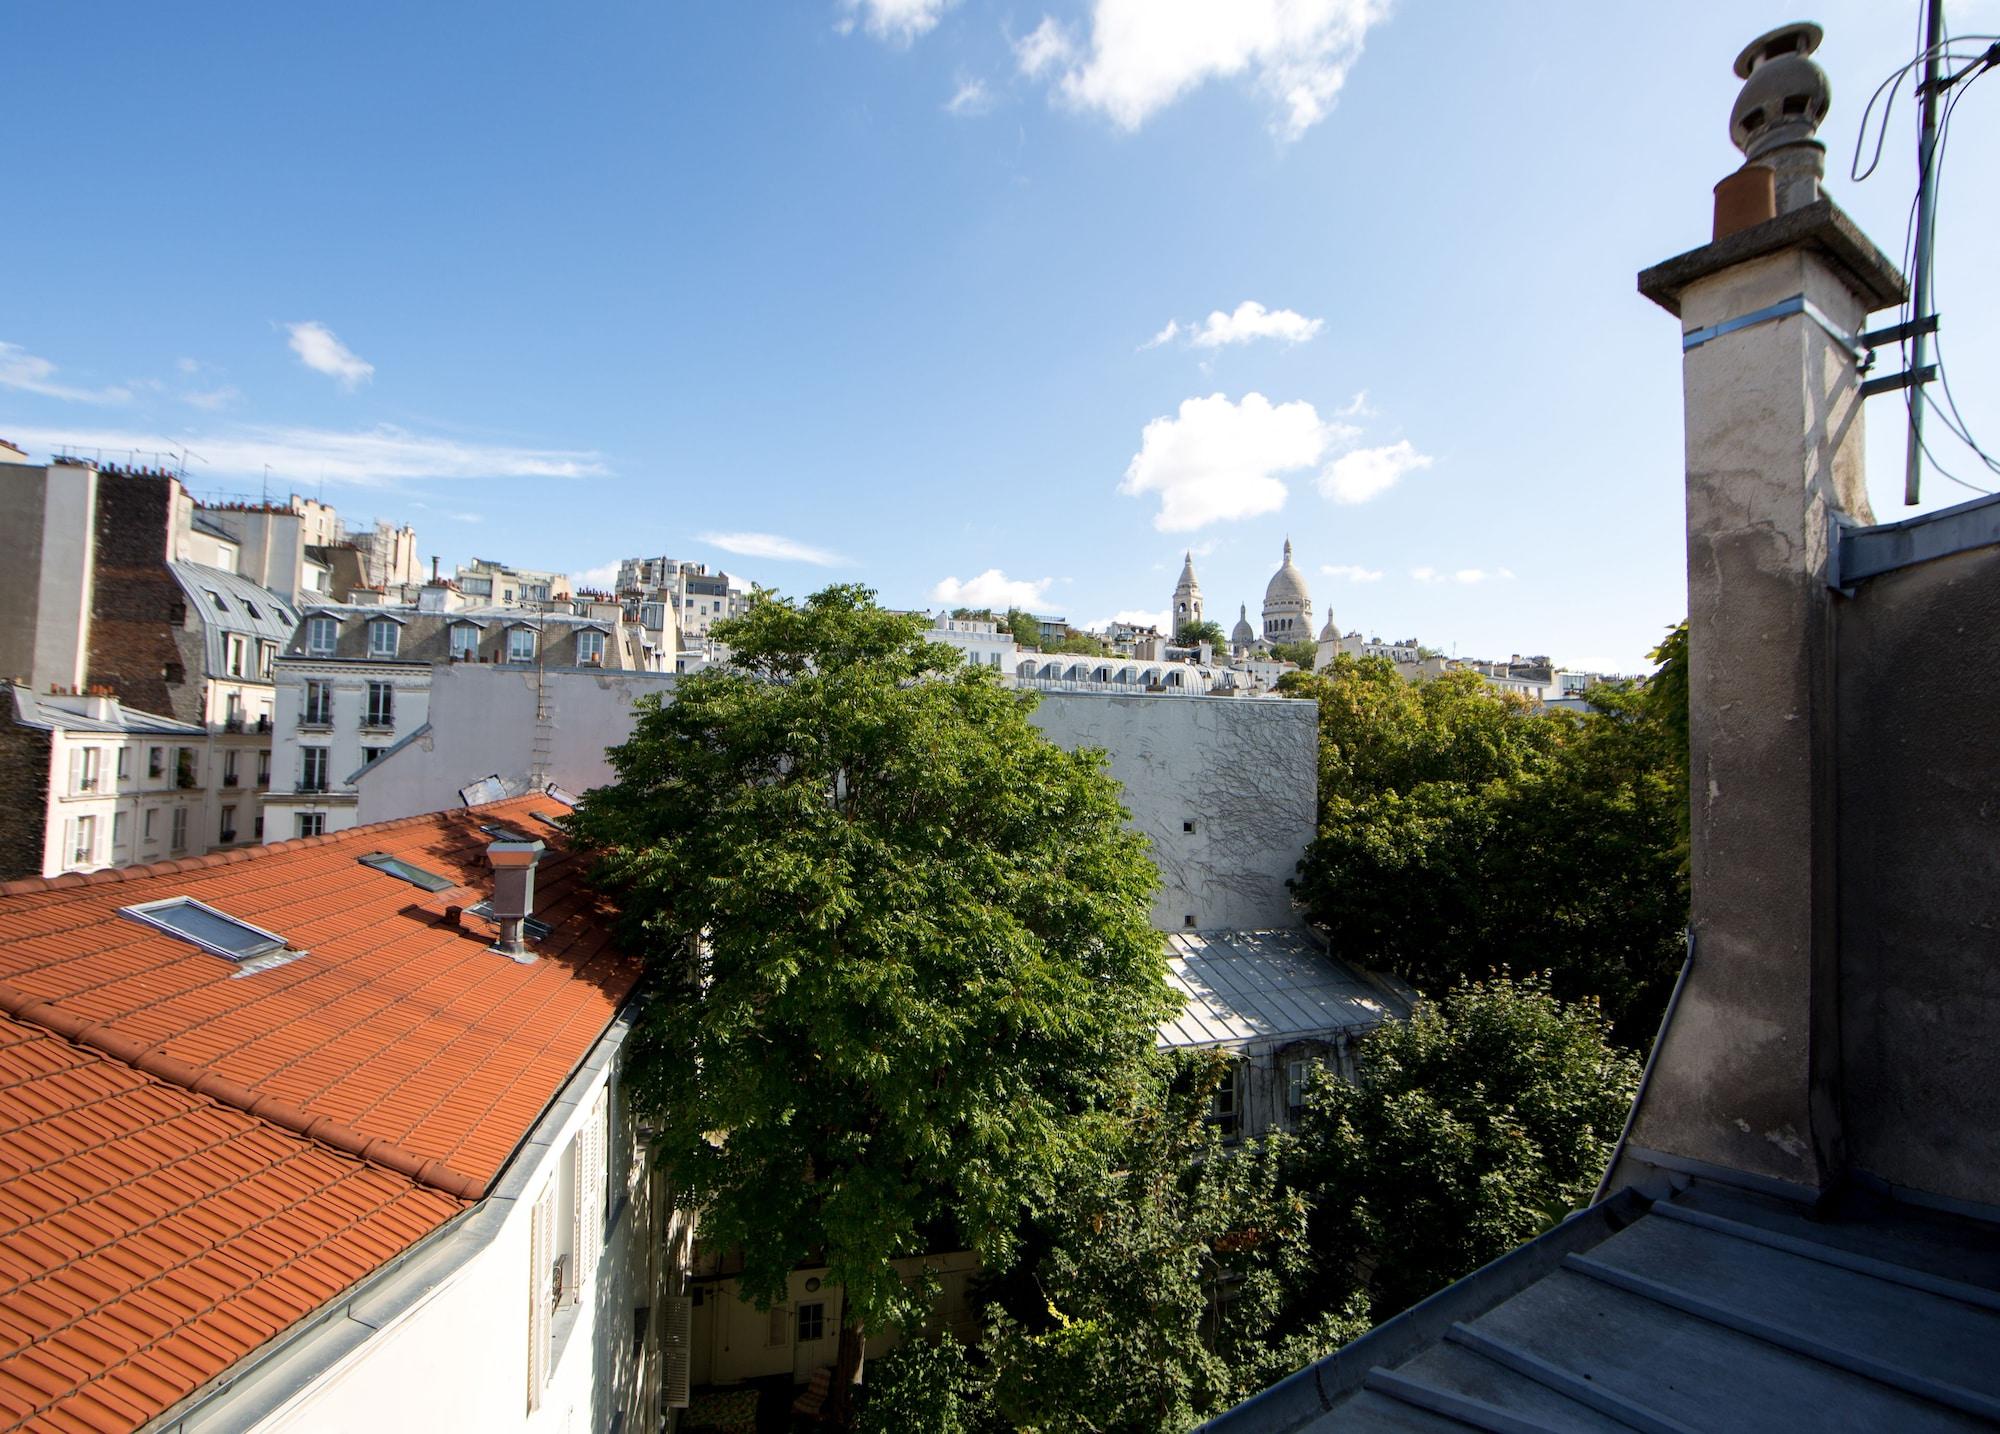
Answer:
119 895 290 963
305 615 339 655
367 619 401 658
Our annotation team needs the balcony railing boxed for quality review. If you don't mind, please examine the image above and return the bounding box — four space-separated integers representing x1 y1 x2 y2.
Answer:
219 830 237 844
256 714 272 733
223 715 245 733
222 773 239 788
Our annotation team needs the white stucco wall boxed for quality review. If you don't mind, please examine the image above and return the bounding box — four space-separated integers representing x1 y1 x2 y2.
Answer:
352 664 678 826
354 673 1315 933
1028 693 1317 932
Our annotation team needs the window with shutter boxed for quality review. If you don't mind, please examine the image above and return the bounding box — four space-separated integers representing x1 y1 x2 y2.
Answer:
661 1295 692 1409
528 1184 555 1410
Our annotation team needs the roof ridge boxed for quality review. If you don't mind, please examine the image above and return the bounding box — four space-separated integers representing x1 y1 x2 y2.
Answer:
0 977 486 1201
0 795 557 898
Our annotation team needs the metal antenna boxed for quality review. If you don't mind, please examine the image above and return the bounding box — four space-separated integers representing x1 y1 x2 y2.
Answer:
1905 0 1945 505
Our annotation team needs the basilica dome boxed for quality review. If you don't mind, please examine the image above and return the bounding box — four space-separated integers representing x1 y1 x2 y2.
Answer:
1261 539 1313 642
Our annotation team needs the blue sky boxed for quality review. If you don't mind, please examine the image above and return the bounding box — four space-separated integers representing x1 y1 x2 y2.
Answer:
5 1 1996 671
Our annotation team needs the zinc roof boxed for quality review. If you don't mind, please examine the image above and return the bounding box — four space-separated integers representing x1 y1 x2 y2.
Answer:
1158 930 1410 1055
0 796 640 1432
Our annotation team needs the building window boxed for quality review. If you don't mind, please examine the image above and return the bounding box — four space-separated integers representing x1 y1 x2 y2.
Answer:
797 1303 826 1344
1287 1058 1320 1115
115 747 130 782
219 805 237 843
143 808 157 841
576 629 606 666
223 749 239 787
303 679 333 726
175 748 197 789
71 816 96 866
295 812 326 838
450 624 479 661
361 746 386 766
1208 1063 1240 1139
258 750 272 786
258 641 276 679
368 620 400 658
72 746 102 793
227 636 246 677
365 681 394 727
766 1307 790 1348
148 746 164 779
507 627 538 664
112 810 127 853
300 746 329 793
170 807 188 853
305 616 338 655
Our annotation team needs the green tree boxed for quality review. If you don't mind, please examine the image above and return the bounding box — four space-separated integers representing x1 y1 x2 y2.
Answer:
569 587 1173 1412
1048 632 1112 657
1175 618 1225 649
1279 656 1686 1039
983 1054 1359 1433
1290 975 1641 1317
1005 608 1044 650
1268 638 1317 669
858 1334 995 1434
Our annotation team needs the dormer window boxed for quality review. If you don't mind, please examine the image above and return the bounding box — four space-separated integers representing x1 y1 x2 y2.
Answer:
368 619 401 658
507 627 538 664
450 623 480 661
305 616 338 655
576 629 606 666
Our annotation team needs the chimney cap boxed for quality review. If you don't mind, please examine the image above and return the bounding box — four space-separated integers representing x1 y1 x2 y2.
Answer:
1733 21 1821 80
486 838 544 869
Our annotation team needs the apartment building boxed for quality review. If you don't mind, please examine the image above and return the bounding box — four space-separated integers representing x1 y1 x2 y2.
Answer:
613 555 752 645
264 601 652 840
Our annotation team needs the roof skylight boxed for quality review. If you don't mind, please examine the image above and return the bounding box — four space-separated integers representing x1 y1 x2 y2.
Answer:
358 852 456 892
120 897 302 969
479 823 532 843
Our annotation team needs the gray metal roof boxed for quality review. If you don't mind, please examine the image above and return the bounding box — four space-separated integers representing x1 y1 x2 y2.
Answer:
168 561 301 680
1203 1179 2000 1433
1159 930 1410 1055
9 685 206 736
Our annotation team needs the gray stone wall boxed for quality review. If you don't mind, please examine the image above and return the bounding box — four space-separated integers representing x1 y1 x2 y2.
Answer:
1836 541 2000 1209
1029 693 1316 932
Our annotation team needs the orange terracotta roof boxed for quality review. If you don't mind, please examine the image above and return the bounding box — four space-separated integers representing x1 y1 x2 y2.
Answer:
0 796 642 1432
0 1012 466 1431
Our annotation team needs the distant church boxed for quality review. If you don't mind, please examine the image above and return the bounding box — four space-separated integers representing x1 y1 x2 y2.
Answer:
1174 540 1336 662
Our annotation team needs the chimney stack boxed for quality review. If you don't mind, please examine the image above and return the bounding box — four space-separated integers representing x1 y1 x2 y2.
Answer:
1716 22 1832 235
1609 25 1906 1200
486 839 544 961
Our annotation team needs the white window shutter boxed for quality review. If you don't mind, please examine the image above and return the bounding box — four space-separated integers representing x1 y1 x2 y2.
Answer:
578 1089 607 1286
68 748 83 791
662 1295 692 1409
528 1184 554 1411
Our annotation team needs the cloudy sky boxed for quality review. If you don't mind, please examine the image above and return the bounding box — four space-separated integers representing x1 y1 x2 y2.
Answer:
5 1 1996 670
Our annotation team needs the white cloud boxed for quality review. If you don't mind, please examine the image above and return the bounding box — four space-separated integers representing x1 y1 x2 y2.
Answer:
1032 0 1388 139
838 0 954 44
1014 16 1076 76
576 561 622 589
1140 319 1182 350
1120 391 1346 532
1190 300 1323 348
945 77 991 115
1087 607 1171 632
181 385 241 411
6 422 604 489
1335 389 1374 418
1317 438 1432 504
286 321 374 390
1321 563 1383 582
0 342 130 404
1411 566 1512 585
699 531 849 566
175 357 203 376
931 569 1054 610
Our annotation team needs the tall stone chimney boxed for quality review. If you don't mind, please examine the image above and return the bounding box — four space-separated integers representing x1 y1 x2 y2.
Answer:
1608 27 1905 1199
486 838 544 962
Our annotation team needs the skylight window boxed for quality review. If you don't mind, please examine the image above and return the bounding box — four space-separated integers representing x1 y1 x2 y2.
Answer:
480 823 532 843
120 897 299 966
466 900 552 941
531 810 566 829
358 852 456 892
